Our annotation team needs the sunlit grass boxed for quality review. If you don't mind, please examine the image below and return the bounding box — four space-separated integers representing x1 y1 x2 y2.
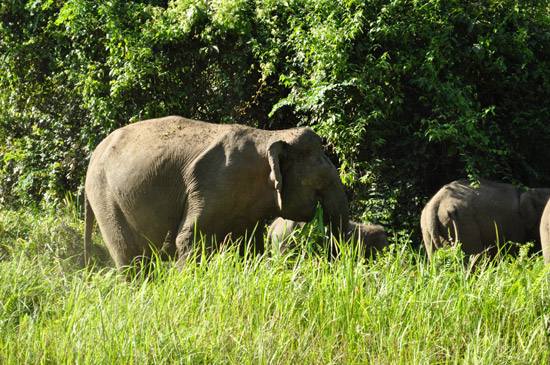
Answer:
0 206 548 364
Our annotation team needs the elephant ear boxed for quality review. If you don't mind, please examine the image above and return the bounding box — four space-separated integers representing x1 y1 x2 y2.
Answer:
267 140 288 211
267 128 322 211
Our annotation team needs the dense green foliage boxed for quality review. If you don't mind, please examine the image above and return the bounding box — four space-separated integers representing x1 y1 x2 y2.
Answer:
0 207 549 363
1 1 549 232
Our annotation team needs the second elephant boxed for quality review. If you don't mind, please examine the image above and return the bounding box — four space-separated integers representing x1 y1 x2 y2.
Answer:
421 178 550 259
268 217 388 257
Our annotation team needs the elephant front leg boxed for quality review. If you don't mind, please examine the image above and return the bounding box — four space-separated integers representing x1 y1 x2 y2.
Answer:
238 224 266 256
174 215 218 268
174 224 196 268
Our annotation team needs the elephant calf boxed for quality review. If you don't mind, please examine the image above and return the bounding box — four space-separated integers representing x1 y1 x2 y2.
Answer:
421 178 550 260
539 198 550 264
84 116 349 268
268 217 388 257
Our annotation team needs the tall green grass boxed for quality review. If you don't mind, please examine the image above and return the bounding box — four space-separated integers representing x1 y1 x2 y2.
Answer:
0 205 548 364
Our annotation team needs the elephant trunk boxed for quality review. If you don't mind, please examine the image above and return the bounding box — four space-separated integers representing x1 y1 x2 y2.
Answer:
320 180 349 240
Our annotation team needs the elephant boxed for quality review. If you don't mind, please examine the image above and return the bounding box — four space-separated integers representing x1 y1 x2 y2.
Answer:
84 116 349 268
539 199 550 264
268 217 388 257
421 178 550 260
268 218 303 248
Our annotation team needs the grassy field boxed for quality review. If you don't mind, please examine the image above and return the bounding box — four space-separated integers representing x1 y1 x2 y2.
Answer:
0 204 549 364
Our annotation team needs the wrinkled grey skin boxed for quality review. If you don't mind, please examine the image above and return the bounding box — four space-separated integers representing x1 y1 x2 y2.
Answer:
84 116 349 268
421 178 550 260
539 198 550 264
268 217 388 257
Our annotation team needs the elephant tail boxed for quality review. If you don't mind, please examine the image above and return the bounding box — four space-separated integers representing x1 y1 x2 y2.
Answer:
84 192 95 266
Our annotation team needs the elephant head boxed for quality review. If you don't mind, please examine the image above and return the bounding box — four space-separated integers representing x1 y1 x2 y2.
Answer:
267 127 349 235
519 188 550 240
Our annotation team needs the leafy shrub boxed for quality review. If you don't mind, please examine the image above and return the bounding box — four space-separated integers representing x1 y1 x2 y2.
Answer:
1 0 549 237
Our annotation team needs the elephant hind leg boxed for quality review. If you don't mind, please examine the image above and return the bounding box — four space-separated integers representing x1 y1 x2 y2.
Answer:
421 204 457 260
452 217 484 256
421 225 435 260
94 202 146 269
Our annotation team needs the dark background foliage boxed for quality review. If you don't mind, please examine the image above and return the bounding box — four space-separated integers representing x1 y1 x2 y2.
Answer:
1 0 549 239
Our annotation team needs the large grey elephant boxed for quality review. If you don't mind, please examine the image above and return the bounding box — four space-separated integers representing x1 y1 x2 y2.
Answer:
84 116 349 268
539 199 550 264
268 217 388 257
421 178 550 260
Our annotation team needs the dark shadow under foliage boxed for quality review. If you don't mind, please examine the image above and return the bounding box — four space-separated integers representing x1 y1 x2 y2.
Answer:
1 1 549 241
